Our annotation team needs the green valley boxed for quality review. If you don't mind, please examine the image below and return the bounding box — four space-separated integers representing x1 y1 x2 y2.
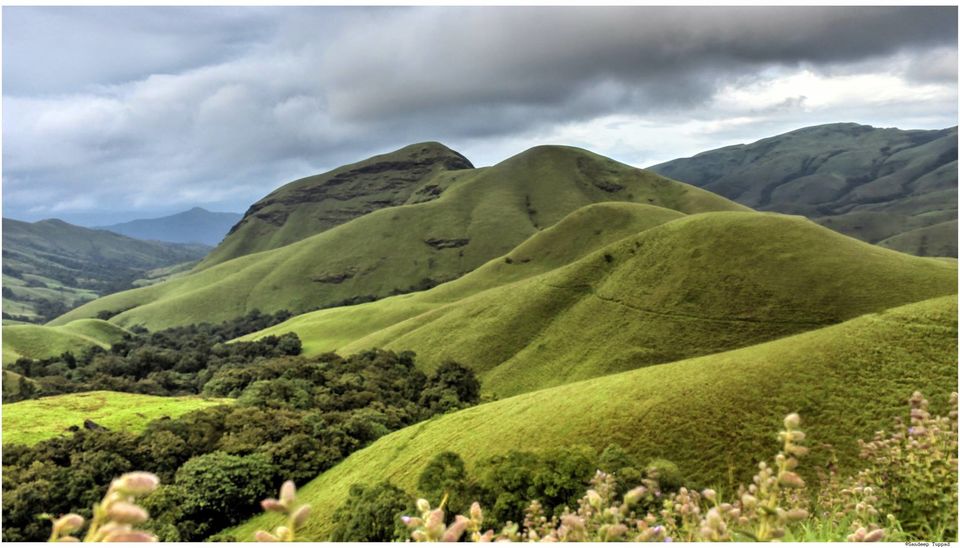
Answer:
2 218 209 323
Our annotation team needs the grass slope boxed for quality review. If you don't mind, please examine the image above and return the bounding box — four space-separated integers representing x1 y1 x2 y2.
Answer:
229 294 958 541
2 319 129 364
651 123 958 256
1 391 230 446
878 220 959 257
242 202 686 355
200 142 475 267
52 147 744 329
328 212 956 397
2 217 209 322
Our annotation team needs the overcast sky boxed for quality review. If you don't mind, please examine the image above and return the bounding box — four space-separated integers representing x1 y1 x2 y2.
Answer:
3 6 957 225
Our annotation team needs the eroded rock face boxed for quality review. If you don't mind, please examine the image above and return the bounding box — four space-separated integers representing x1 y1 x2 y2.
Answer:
207 143 474 266
423 238 470 250
240 153 473 229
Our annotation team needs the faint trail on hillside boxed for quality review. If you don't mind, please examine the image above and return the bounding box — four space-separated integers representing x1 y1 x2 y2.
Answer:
541 281 831 327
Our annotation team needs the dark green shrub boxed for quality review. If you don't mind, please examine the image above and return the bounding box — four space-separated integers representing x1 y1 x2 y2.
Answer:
417 451 474 516
173 451 276 539
474 447 597 526
238 378 314 409
419 361 481 415
645 458 683 493
329 482 414 541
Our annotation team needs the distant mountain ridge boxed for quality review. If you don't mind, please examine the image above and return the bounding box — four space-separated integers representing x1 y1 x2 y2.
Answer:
2 217 209 322
650 123 958 256
97 207 241 246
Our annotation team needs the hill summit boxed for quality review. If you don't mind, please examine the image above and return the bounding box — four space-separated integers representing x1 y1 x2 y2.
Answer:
97 207 242 246
202 142 475 267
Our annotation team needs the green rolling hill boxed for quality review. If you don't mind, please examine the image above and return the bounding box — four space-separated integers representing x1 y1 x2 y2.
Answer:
248 211 957 397
3 134 956 542
650 123 958 257
2 319 130 364
2 218 209 323
200 142 475 267
229 294 958 541
50 146 745 329
2 391 230 446
878 219 959 257
239 202 687 355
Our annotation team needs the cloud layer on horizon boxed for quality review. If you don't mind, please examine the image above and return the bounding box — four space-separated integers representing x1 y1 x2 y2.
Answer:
3 6 957 224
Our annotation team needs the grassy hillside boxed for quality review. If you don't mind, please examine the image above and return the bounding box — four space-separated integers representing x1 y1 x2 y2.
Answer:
97 207 242 246
52 146 745 329
2 319 129 364
242 202 686 355
229 294 958 541
651 123 958 256
251 211 956 397
2 218 209 322
201 142 475 267
878 219 958 257
1 391 230 446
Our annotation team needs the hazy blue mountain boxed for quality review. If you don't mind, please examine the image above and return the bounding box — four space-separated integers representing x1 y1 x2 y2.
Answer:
97 207 242 246
650 123 958 257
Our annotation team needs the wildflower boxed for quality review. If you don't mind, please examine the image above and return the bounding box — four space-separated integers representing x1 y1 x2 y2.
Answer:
779 471 805 488
105 502 149 524
785 508 808 522
261 498 286 512
255 481 311 542
624 486 646 506
442 516 470 542
53 514 85 535
416 498 431 514
291 505 311 529
470 502 483 522
279 481 296 505
112 473 159 497
101 531 157 542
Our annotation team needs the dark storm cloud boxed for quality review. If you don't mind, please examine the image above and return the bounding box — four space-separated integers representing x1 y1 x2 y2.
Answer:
2 6 956 223
320 6 956 128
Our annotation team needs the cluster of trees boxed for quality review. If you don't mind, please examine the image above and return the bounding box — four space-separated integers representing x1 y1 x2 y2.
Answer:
5 310 299 401
327 446 684 541
2 350 482 541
